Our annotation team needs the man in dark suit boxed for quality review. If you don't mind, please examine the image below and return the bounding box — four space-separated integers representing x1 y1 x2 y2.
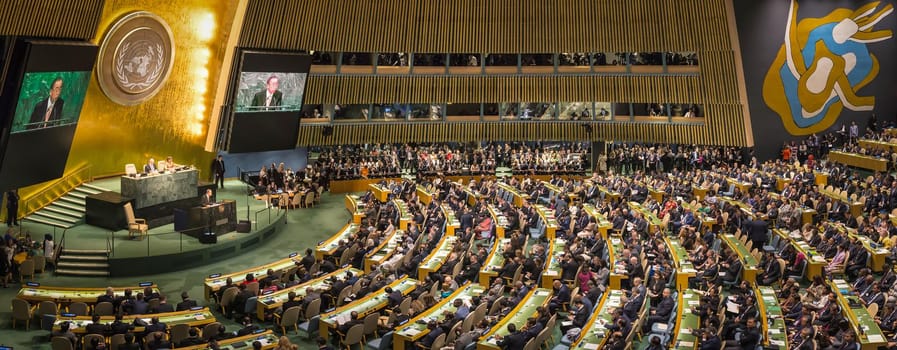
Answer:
495 323 526 350
548 280 571 313
747 218 769 250
211 155 226 189
85 315 109 335
5 190 19 227
699 327 722 350
414 320 444 349
386 287 403 308
176 291 198 311
201 189 214 206
643 288 675 332
143 159 157 174
151 295 175 313
143 317 167 337
146 332 172 350
250 75 283 111
28 76 65 130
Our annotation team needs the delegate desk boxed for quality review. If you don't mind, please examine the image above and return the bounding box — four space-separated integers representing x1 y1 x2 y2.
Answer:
540 181 564 203
174 200 237 238
419 235 458 282
833 223 889 272
479 238 508 286
814 171 829 186
670 289 700 350
121 168 199 209
18 284 160 305
572 290 624 349
319 277 417 338
255 267 363 320
831 279 887 350
726 178 753 194
393 199 411 230
416 185 435 205
859 139 897 153
772 229 825 280
533 204 559 240
496 182 529 208
692 186 708 201
679 201 716 232
441 204 460 236
581 204 612 239
204 254 299 300
720 234 760 283
829 151 888 172
177 330 278 350
486 204 509 239
755 285 788 348
477 288 552 350
607 235 627 290
345 195 365 225
394 283 486 350
818 187 863 217
364 229 402 273
461 185 482 207
369 184 391 202
665 237 697 290
316 224 360 260
53 307 215 334
596 184 621 202
768 193 816 225
542 238 567 288
627 202 663 233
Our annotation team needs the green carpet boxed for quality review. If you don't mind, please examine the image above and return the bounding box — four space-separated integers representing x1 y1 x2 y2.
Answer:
0 180 348 349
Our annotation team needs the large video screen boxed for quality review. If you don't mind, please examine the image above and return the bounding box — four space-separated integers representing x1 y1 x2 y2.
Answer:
235 72 307 112
10 71 91 132
226 50 311 153
0 40 98 191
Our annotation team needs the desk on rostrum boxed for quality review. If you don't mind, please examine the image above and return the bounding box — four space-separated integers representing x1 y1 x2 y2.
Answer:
121 168 198 209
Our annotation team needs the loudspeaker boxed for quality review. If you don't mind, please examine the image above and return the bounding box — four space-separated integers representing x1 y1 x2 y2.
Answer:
236 220 251 233
199 232 217 244
322 126 333 137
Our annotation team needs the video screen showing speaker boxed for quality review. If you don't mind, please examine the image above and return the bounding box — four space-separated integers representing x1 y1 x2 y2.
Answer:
10 71 91 132
0 40 98 191
228 50 311 153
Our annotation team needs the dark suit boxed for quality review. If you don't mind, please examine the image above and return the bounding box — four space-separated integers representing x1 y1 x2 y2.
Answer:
700 335 722 350
496 331 526 350
176 300 198 311
251 90 283 110
143 164 157 173
28 97 64 129
643 296 675 332
201 194 213 206
211 159 226 188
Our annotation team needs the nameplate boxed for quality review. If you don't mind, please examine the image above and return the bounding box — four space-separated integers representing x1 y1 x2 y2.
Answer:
289 252 298 258
139 282 153 287
209 273 221 278
26 282 40 287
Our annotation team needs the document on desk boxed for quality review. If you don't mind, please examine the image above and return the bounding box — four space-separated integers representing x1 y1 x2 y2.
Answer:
867 334 885 343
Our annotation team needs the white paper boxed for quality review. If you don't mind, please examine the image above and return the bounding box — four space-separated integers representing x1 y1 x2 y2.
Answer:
868 335 885 343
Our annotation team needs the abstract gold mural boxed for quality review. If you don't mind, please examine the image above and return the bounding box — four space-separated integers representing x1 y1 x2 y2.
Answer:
763 0 893 135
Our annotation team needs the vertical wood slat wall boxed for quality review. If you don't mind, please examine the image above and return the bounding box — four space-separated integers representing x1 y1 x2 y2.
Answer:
0 0 104 40
240 0 747 147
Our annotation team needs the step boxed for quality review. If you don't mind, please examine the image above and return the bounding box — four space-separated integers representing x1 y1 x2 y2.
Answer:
80 184 109 193
55 268 109 277
58 195 86 206
24 216 71 229
61 248 109 256
73 186 103 195
42 205 84 219
56 261 109 269
68 192 88 200
31 211 79 225
58 254 108 262
53 201 86 213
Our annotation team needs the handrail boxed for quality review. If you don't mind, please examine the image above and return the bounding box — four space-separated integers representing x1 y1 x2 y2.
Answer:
55 228 68 265
13 164 93 222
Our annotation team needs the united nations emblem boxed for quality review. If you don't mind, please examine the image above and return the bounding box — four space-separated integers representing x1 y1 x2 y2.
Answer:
97 11 174 105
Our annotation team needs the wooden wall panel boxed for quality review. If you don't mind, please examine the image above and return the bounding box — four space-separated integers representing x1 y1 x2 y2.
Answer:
241 0 747 147
0 0 104 40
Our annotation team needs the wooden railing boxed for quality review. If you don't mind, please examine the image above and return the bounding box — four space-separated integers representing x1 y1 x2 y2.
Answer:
6 164 94 222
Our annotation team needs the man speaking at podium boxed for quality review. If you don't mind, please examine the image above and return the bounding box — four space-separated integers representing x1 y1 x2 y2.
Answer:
201 189 214 206
250 75 282 111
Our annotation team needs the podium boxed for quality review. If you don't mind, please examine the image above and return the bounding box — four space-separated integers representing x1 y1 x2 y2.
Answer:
173 200 237 241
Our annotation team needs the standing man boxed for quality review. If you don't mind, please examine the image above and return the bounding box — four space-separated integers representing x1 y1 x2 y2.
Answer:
28 77 65 129
250 75 282 111
211 155 226 189
5 190 19 227
201 189 214 206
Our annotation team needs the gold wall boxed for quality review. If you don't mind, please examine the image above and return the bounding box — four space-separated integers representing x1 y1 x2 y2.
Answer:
239 0 751 147
67 0 241 179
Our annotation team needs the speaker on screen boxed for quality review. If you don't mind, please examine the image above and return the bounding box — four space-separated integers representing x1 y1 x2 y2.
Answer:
225 49 311 153
0 39 98 192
